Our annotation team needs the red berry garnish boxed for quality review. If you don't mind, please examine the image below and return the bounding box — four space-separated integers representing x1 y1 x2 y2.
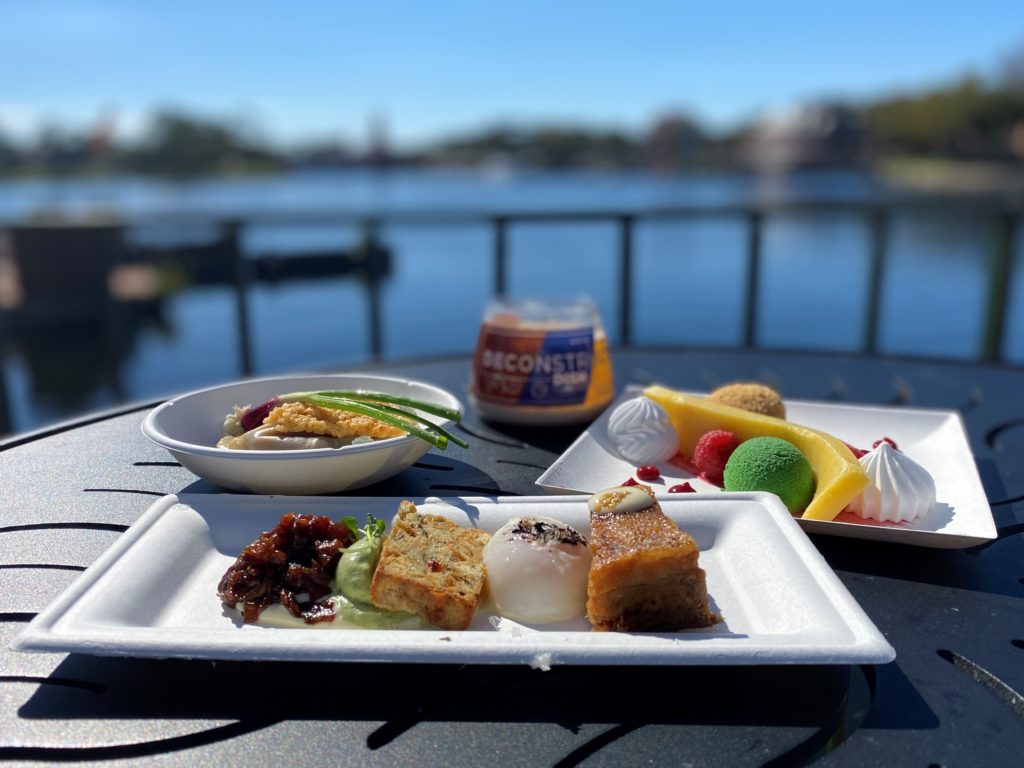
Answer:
636 465 660 481
872 437 899 451
692 430 741 484
844 442 868 459
622 477 639 487
241 397 281 431
669 482 696 493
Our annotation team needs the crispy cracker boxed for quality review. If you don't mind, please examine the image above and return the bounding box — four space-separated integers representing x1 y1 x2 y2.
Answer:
263 401 405 440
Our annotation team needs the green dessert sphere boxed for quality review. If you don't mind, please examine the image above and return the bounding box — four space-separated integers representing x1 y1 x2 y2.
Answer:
723 436 815 513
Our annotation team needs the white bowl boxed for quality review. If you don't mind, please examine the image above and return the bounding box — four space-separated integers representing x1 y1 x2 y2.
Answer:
141 374 462 494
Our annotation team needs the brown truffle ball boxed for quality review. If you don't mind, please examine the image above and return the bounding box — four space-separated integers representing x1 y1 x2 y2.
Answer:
707 382 786 419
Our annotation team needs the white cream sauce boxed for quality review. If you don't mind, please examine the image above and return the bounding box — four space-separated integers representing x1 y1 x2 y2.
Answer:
587 485 655 515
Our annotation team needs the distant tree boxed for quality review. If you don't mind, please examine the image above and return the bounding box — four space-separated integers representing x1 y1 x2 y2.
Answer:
644 114 707 170
0 134 18 172
31 124 90 173
431 124 638 169
126 111 279 176
864 76 1024 160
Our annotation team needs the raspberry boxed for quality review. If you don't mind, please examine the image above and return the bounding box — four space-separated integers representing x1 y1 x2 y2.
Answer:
844 442 868 459
636 465 660 481
692 430 741 483
872 437 899 451
622 477 639 487
669 482 696 493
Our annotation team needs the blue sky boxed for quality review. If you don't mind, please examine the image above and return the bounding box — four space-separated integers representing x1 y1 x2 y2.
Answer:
1 1 1022 148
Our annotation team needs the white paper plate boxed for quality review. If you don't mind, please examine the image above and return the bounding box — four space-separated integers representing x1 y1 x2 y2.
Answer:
141 374 462 495
538 386 996 549
13 493 894 666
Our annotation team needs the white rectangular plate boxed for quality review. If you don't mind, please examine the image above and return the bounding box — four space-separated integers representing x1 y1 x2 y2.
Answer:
13 493 894 666
538 387 996 548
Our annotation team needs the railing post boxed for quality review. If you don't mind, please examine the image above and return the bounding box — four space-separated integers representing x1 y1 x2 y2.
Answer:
492 216 507 296
743 210 763 348
618 215 634 346
362 218 384 361
864 207 889 354
981 211 1017 363
0 309 11 436
227 219 253 377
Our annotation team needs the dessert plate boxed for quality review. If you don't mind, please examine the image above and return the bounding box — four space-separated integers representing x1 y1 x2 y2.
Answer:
538 387 996 548
13 493 894 666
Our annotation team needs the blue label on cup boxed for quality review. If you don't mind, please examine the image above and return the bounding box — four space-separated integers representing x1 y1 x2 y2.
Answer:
516 327 593 406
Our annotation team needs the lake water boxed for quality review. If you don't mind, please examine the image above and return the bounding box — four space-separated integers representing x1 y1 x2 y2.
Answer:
2 167 1022 434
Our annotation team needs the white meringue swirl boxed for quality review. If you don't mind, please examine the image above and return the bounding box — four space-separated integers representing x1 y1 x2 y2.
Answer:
606 396 679 465
848 442 935 523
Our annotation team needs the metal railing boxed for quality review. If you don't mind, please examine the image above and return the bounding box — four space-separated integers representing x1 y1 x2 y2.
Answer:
479 201 1020 359
0 197 1021 436
120 197 1023 368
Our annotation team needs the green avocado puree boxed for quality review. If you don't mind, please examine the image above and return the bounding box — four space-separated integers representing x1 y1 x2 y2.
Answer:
333 517 416 629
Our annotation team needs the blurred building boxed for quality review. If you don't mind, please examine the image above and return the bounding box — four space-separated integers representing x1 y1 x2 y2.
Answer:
741 104 868 172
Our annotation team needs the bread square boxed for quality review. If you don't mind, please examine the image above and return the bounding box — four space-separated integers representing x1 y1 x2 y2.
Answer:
370 501 490 630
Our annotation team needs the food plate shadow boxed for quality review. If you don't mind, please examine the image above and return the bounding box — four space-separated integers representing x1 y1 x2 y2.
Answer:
177 456 502 500
19 657 856 728
808 533 1024 599
352 456 501 498
827 502 954 533
476 417 597 453
859 661 940 730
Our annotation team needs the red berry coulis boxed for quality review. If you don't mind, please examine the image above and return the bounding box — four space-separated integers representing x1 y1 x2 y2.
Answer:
636 465 661 481
668 482 696 493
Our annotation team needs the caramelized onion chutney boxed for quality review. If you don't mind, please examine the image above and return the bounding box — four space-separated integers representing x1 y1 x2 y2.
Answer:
217 513 356 624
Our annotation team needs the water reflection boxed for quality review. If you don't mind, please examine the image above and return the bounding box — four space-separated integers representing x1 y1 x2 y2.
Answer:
0 170 1021 436
0 214 396 435
0 221 173 432
8 299 166 416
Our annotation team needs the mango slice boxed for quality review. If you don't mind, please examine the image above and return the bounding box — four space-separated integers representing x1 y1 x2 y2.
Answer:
644 386 869 521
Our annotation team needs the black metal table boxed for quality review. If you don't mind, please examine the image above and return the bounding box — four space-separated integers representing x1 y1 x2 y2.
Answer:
1 348 1021 766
